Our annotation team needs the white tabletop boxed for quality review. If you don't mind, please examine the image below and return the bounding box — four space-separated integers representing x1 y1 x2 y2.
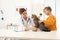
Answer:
0 29 60 39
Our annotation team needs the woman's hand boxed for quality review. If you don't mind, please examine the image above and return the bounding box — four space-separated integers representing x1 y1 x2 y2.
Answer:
30 27 37 31
25 27 30 31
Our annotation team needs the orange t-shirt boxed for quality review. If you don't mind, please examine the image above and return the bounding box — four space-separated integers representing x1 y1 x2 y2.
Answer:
44 15 57 31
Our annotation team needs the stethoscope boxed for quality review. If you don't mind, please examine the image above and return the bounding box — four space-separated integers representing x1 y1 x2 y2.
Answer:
21 17 31 26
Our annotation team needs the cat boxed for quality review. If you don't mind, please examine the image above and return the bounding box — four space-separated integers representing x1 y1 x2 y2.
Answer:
32 14 50 32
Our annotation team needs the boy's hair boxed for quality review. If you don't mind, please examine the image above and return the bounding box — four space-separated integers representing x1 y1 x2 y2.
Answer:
19 8 26 14
44 6 52 12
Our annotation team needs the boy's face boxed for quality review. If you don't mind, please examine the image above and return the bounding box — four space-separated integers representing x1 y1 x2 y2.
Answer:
44 9 50 15
21 11 27 18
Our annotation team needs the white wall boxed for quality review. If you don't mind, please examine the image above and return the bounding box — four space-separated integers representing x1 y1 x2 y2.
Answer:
0 0 16 29
56 0 60 32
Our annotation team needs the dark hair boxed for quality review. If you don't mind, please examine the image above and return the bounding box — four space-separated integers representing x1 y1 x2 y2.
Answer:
44 6 52 12
19 8 26 14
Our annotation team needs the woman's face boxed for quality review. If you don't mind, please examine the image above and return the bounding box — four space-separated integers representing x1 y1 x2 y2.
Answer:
21 11 27 18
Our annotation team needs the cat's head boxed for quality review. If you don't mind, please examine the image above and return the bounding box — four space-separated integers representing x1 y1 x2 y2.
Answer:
31 14 40 21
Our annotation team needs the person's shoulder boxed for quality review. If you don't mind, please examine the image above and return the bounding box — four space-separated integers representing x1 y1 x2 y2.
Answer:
27 16 33 21
27 16 31 19
49 14 56 20
51 14 56 18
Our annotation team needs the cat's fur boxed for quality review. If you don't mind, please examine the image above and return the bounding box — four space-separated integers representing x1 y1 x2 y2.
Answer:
32 14 50 32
